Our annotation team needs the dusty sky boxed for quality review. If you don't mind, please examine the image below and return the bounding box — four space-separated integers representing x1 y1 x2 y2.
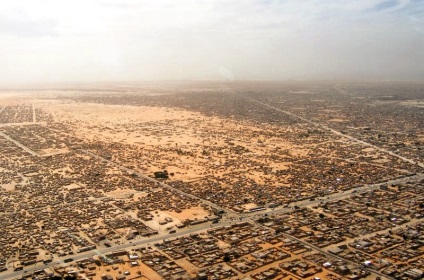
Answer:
1 0 423 84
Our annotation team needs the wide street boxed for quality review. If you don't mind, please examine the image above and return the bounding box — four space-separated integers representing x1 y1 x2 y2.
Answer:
1 95 423 280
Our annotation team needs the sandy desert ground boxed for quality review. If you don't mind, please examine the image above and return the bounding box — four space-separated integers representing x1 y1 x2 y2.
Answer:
0 81 423 280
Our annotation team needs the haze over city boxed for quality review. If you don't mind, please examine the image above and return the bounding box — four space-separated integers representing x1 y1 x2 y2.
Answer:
1 0 423 84
0 1 424 280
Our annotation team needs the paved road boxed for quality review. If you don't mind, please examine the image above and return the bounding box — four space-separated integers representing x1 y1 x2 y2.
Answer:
1 108 422 280
0 121 47 128
79 149 234 217
3 149 416 280
32 105 36 123
242 173 423 218
1 217 242 280
239 94 424 169
0 132 40 157
3 149 419 280
276 229 394 280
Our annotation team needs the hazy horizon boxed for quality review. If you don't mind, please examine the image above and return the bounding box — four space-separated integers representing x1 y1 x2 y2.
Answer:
1 0 424 84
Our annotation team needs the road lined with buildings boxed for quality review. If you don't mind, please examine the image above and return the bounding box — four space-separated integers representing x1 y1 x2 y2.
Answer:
239 94 424 169
79 149 235 217
0 132 40 157
5 148 415 280
0 102 422 280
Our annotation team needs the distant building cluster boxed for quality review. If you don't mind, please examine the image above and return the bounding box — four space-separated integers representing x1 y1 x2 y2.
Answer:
0 81 423 280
